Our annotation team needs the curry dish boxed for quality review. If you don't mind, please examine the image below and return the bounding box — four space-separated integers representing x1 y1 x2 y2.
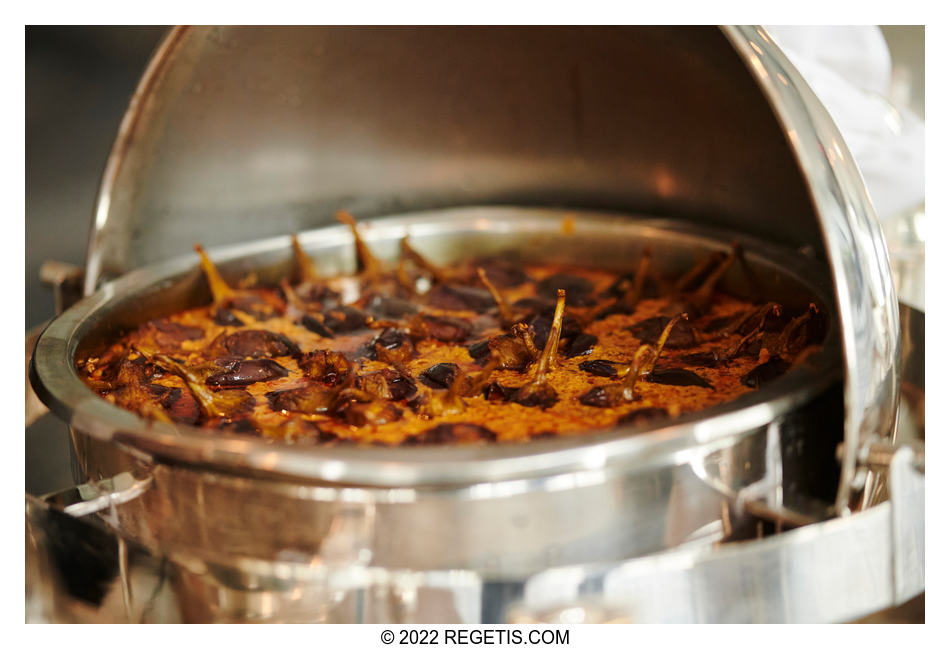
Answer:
79 212 823 446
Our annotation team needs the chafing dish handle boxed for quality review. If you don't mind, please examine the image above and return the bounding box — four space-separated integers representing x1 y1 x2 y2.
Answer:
510 445 924 623
34 469 153 518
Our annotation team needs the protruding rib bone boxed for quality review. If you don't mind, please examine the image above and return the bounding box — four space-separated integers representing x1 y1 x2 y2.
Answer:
401 235 446 284
337 210 382 279
280 279 307 319
513 290 566 408
512 323 541 359
641 313 687 376
194 244 236 305
478 267 516 327
532 289 566 380
727 302 782 338
776 303 819 354
621 248 652 308
674 250 726 293
620 345 657 402
691 243 741 307
291 234 322 285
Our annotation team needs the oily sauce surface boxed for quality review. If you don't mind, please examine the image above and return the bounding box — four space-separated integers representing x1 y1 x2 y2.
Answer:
79 232 822 446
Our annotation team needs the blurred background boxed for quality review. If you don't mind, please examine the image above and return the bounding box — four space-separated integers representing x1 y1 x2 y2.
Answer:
24 26 925 494
26 26 169 330
26 26 168 493
881 26 926 118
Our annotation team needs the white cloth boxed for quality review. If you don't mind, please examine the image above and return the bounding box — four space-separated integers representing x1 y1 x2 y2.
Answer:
766 26 925 222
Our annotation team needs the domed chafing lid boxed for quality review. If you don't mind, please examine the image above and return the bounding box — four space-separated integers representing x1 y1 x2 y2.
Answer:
722 26 899 511
81 26 898 513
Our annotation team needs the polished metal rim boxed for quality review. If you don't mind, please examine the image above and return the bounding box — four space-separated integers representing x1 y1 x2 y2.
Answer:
722 25 901 512
32 207 841 488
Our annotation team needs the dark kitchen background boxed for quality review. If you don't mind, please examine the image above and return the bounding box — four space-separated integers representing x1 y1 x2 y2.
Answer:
26 26 169 330
26 26 168 494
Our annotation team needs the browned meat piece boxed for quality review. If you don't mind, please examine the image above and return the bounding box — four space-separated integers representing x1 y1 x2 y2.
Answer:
616 407 669 426
679 351 721 368
414 314 473 343
741 357 791 388
211 330 301 358
646 368 712 388
356 368 418 401
266 384 339 414
363 294 419 318
403 423 497 445
111 357 174 424
426 284 496 311
322 305 370 333
146 352 256 421
371 328 416 365
470 256 529 288
339 400 403 426
419 363 461 389
143 320 205 348
488 335 534 371
468 338 492 361
578 359 624 377
524 311 583 350
298 350 352 386
416 359 498 417
300 313 335 338
253 416 336 441
483 381 517 402
369 313 472 344
629 316 696 349
536 274 595 306
563 333 597 358
205 359 289 386
157 387 201 425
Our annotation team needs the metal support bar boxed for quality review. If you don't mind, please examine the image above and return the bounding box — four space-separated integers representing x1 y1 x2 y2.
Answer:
39 260 85 315
889 447 925 604
40 470 153 518
511 443 925 623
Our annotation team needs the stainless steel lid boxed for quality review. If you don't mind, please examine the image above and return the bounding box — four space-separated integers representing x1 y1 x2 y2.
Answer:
79 26 898 511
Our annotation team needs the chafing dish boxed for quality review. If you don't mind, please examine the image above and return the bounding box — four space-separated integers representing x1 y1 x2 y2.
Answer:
27 26 920 623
